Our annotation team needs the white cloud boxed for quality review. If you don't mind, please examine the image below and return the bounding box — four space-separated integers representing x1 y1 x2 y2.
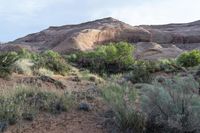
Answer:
94 0 200 25
0 0 69 18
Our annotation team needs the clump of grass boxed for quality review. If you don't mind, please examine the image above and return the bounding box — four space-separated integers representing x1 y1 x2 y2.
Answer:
0 85 74 127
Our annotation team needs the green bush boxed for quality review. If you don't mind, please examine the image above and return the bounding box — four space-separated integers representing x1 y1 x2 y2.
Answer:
140 75 200 132
0 50 71 77
159 59 182 73
102 83 145 132
0 52 19 78
177 50 200 67
128 59 185 84
17 48 32 59
16 49 71 76
128 61 155 84
34 50 70 75
65 53 78 62
73 42 135 74
17 48 41 61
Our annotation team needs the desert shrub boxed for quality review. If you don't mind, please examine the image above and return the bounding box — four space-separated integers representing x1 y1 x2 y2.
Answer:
106 73 124 83
0 49 39 77
11 49 70 76
37 68 54 76
0 50 71 77
13 59 34 75
34 50 70 75
177 50 200 67
65 53 78 63
0 52 19 78
128 59 185 84
140 75 200 133
0 86 74 127
128 61 155 84
102 83 145 132
17 48 32 59
73 42 135 74
16 48 41 61
159 59 182 73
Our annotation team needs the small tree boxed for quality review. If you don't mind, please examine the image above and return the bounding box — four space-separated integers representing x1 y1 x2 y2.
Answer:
75 42 135 73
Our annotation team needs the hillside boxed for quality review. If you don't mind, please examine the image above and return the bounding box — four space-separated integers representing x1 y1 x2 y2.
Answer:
140 20 200 47
0 17 200 61
1 35 200 133
4 17 150 53
2 17 200 54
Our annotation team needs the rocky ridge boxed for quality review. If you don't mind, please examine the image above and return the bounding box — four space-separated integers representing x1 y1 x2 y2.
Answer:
2 17 200 59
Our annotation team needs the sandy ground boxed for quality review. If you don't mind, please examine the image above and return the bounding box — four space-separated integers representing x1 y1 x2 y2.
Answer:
6 110 105 133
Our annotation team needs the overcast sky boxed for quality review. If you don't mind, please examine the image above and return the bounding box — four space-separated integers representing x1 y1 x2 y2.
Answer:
0 0 200 42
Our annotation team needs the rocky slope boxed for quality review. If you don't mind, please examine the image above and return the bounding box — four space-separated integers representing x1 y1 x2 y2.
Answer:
141 20 200 44
4 17 151 53
2 17 200 59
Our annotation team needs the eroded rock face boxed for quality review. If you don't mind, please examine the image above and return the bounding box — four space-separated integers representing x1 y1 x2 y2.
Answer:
5 17 151 53
2 17 200 60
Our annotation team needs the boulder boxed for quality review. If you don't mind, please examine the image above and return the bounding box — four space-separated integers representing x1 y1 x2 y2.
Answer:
135 42 183 60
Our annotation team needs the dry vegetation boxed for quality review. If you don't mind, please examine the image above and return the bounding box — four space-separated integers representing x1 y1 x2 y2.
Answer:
0 42 200 133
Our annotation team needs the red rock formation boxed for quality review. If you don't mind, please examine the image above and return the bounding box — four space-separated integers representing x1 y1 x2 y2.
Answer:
5 17 151 53
2 18 200 56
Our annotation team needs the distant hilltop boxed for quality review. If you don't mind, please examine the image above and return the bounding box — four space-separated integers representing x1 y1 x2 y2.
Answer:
1 17 200 53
